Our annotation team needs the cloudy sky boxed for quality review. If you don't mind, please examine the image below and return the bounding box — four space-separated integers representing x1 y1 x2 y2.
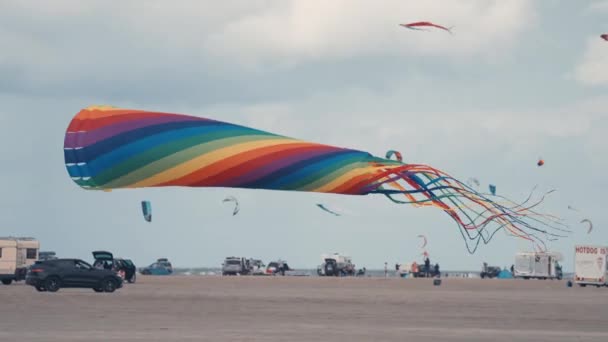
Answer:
1 0 606 271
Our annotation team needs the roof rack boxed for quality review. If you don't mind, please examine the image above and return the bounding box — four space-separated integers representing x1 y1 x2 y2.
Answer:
0 236 37 240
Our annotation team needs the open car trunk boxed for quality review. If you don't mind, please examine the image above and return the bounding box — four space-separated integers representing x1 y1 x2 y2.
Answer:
92 251 113 261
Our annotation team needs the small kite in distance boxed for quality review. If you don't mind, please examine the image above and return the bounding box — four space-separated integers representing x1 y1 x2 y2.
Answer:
317 204 341 216
580 219 593 234
537 159 544 167
601 34 607 41
223 196 239 216
417 234 427 248
385 150 403 162
489 184 496 196
141 200 152 222
400 21 453 34
466 177 480 188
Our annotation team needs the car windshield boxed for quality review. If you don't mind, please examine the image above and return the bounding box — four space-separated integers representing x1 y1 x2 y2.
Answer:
226 260 241 265
123 260 134 267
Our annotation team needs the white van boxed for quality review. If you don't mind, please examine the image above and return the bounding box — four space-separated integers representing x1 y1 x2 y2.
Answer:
0 237 40 285
574 245 608 287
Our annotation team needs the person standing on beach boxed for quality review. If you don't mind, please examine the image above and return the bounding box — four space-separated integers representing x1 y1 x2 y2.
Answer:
384 262 388 277
424 257 431 278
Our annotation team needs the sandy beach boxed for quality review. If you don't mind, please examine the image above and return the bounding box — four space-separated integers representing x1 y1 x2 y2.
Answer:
1 276 607 341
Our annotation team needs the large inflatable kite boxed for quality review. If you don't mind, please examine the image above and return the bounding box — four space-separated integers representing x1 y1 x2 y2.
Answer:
64 106 568 253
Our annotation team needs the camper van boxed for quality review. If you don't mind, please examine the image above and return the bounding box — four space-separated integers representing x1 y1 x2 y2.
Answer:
513 251 563 280
0 237 40 285
574 245 608 287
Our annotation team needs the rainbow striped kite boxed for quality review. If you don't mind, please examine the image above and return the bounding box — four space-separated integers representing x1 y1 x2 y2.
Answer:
64 105 568 252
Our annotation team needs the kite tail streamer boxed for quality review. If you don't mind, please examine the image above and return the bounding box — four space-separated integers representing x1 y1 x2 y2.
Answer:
64 106 569 253
361 162 569 253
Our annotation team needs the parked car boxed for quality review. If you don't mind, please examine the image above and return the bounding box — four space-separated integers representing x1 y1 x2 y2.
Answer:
480 263 502 279
267 260 292 276
91 251 137 283
222 256 248 275
411 263 440 278
26 258 123 293
317 253 355 277
114 258 137 283
38 251 58 261
140 258 173 275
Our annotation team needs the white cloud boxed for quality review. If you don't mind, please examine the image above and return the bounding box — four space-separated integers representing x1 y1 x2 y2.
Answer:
584 0 608 13
0 0 536 78
204 0 536 69
574 37 608 86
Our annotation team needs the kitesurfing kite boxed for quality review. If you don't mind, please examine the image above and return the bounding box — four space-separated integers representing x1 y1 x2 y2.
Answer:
385 150 402 162
581 219 593 234
466 177 480 188
537 159 544 167
316 204 341 216
417 234 427 248
64 106 569 253
601 34 607 41
141 200 152 222
488 184 496 196
400 21 453 34
222 196 239 216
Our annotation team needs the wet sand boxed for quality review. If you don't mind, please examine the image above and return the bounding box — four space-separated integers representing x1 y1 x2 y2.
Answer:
1 276 607 341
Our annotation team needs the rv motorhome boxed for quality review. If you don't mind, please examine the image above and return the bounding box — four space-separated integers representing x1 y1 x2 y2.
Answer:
0 237 40 285
513 251 563 280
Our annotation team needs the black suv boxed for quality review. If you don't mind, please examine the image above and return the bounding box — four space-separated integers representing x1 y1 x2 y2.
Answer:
26 259 123 293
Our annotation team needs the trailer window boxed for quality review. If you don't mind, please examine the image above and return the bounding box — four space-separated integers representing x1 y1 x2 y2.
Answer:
26 248 37 259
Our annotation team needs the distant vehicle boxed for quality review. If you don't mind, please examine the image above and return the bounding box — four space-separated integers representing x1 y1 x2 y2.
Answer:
91 251 137 283
266 260 292 276
0 237 40 285
26 258 123 293
411 262 440 278
222 257 248 276
38 251 58 261
480 263 502 279
574 245 608 287
249 259 266 275
140 258 173 275
317 253 355 277
513 251 563 280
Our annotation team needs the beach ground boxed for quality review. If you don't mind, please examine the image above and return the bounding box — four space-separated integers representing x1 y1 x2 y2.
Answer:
1 275 607 341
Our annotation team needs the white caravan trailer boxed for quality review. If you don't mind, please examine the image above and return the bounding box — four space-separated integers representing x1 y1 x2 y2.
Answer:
513 251 563 280
574 245 608 287
0 237 40 285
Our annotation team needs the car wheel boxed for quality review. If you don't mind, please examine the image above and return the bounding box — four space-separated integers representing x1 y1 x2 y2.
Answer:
44 277 61 292
93 287 104 293
128 273 136 284
101 278 117 293
2 279 12 285
35 285 46 292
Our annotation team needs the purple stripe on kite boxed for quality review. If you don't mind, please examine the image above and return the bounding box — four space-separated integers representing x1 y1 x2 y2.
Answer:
63 116 201 148
211 147 340 187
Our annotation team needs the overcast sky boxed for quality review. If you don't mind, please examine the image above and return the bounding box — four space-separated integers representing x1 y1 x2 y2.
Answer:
1 0 606 271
